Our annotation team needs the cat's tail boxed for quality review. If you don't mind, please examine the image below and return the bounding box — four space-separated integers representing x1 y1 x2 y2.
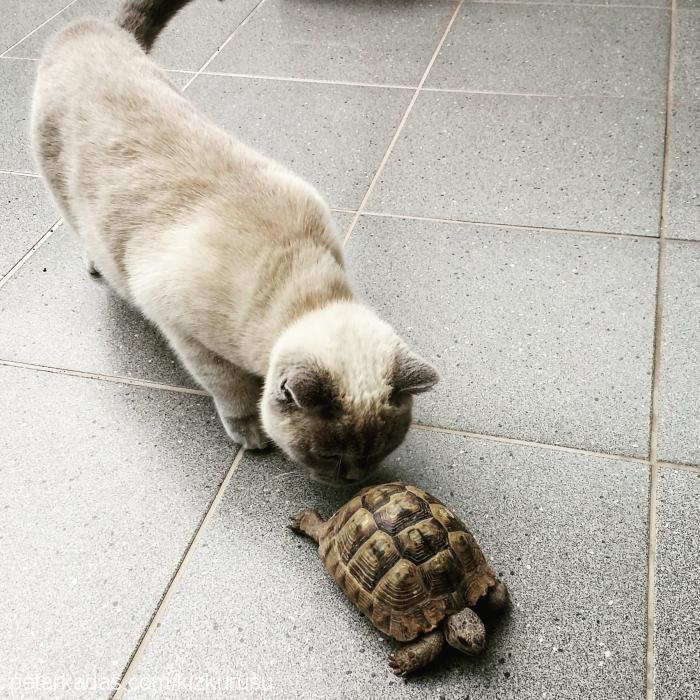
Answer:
115 0 209 52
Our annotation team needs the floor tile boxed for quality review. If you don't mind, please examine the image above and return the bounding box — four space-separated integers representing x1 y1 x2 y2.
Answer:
7 0 261 71
665 102 700 240
0 0 69 53
427 5 669 99
329 210 355 240
654 467 700 699
186 75 411 209
0 227 195 387
347 215 657 457
369 91 665 235
0 58 36 173
209 0 455 85
0 173 56 277
124 429 648 699
674 10 700 101
657 243 700 464
0 365 234 697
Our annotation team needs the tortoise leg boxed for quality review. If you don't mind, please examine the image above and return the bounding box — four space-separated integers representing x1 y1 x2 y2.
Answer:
388 629 445 677
289 508 326 543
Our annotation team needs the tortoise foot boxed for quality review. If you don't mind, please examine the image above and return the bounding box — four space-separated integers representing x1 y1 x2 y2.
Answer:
288 508 325 543
388 649 413 677
388 629 444 676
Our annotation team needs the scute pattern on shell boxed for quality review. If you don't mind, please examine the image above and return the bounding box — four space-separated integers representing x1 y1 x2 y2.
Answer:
319 482 496 642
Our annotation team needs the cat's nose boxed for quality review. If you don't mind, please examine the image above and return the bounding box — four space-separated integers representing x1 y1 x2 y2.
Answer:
339 457 379 483
339 459 365 483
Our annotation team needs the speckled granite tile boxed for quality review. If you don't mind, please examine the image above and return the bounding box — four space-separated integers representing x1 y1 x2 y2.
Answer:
654 467 700 699
0 58 36 172
0 0 69 53
209 0 455 85
347 215 657 457
0 364 234 698
657 243 700 464
674 10 700 101
0 173 56 277
665 102 700 240
369 92 665 236
427 5 669 99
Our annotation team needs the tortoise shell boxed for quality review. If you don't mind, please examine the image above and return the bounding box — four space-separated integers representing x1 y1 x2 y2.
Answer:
318 482 497 642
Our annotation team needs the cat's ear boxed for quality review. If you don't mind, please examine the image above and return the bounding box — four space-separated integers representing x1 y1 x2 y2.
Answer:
280 365 336 410
393 348 439 395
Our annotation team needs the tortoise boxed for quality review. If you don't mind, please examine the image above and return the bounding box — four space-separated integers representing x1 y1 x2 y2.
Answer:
290 481 509 676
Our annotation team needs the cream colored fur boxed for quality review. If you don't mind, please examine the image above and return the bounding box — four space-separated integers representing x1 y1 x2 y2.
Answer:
31 17 437 482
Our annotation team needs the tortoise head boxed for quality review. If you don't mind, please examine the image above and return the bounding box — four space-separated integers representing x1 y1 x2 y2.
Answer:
444 608 486 656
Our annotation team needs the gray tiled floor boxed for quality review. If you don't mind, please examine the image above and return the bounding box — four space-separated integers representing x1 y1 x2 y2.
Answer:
655 468 700 700
1 1 698 699
0 365 234 699
368 91 666 234
208 0 456 85
0 58 36 172
674 10 700 100
0 0 69 54
0 173 56 276
658 243 700 464
426 5 669 99
347 216 658 456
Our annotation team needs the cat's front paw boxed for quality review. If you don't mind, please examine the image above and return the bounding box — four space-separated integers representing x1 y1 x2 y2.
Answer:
221 413 270 450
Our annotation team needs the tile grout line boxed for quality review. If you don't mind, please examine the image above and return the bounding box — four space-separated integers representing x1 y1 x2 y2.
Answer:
180 0 271 93
0 168 40 178
645 0 676 695
5 358 699 474
0 0 79 57
111 446 247 699
421 86 662 103
470 0 669 7
0 218 62 289
193 71 665 104
657 460 700 475
342 0 465 247
340 209 700 244
199 69 416 91
358 210 660 241
0 359 208 396
412 422 650 466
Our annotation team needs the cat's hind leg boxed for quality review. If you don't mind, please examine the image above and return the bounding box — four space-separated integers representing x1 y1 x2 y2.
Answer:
165 331 269 449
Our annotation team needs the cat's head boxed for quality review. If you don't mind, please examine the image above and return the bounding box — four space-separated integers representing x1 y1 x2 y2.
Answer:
261 302 438 485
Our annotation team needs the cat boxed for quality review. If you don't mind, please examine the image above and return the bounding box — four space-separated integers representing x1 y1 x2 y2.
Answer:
31 0 438 485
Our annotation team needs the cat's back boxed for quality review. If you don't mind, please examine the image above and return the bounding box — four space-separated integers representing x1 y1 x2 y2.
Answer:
33 18 190 139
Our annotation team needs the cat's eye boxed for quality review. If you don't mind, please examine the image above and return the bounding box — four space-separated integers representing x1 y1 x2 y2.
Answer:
280 380 295 404
312 451 341 463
